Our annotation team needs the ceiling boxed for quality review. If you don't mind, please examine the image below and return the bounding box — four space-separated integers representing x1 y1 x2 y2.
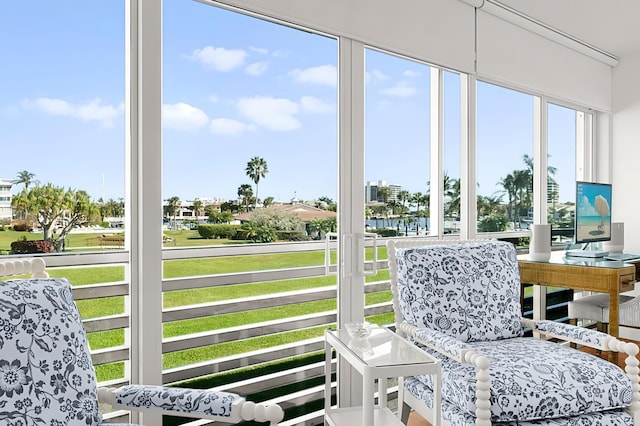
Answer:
497 0 640 58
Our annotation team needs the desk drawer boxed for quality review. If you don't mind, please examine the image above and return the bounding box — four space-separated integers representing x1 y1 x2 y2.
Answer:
619 273 635 292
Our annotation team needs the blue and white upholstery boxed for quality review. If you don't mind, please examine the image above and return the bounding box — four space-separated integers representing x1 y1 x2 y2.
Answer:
0 258 284 426
388 240 640 426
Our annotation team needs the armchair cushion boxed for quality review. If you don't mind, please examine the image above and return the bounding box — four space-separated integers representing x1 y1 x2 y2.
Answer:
395 241 524 342
412 336 632 422
0 278 102 425
404 376 634 426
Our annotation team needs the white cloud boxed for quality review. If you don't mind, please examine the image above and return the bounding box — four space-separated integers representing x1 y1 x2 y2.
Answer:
367 69 391 83
249 46 269 55
190 46 247 71
22 97 124 127
237 96 300 131
163 103 209 131
381 81 417 97
210 118 253 136
404 70 421 78
245 61 269 76
300 96 334 114
290 65 337 87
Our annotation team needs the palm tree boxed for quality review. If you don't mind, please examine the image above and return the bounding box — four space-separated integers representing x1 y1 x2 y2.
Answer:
164 196 181 230
237 184 254 212
499 173 517 225
246 156 268 209
13 170 37 191
377 186 392 227
190 199 203 223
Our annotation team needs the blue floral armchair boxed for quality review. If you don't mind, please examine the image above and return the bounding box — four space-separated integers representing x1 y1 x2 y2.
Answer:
0 258 284 426
387 240 640 426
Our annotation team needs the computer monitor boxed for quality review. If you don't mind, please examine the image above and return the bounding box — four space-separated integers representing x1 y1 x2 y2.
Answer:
566 181 612 257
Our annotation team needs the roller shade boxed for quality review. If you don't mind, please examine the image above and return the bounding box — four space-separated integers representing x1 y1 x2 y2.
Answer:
476 10 612 111
206 0 477 73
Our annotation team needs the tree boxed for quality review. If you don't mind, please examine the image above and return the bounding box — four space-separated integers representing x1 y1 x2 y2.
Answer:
190 199 204 222
237 184 253 212
164 196 181 230
377 186 392 227
262 196 275 208
23 184 98 251
245 156 268 209
13 170 37 191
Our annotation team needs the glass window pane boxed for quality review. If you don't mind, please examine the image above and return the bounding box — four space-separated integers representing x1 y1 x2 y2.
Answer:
162 0 338 373
477 81 534 233
364 49 430 238
0 2 125 252
548 102 577 243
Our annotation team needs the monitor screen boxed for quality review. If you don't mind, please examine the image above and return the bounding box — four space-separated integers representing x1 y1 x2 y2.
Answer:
575 181 612 244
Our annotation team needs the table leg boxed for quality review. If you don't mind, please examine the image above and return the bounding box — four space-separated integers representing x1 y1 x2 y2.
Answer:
432 364 441 426
378 377 387 408
363 369 374 426
325 339 332 414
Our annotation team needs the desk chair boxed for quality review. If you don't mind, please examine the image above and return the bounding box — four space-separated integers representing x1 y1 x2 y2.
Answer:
0 258 284 425
568 284 640 332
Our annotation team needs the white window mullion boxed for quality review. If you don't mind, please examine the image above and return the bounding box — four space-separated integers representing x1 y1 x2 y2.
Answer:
337 36 366 408
460 74 477 239
430 68 444 237
127 1 163 424
533 97 547 224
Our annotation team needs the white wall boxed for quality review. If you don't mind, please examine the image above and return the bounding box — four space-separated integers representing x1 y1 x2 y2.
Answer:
612 52 640 251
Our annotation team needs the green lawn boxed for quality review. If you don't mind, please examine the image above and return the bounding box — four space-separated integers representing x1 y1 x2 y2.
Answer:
0 228 390 381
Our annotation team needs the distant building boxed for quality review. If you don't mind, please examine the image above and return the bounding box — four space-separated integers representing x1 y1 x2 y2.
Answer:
0 179 12 222
365 180 402 203
547 180 560 204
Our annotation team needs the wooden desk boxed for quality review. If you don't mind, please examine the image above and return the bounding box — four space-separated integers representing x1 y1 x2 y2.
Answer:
518 252 637 338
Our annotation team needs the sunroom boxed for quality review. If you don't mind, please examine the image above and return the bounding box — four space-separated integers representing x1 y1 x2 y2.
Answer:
2 0 640 425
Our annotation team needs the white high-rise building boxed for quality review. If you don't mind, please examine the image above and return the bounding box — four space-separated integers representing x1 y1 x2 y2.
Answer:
0 179 12 222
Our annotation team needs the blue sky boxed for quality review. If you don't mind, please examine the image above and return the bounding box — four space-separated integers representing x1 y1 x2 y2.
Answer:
1 0 577 205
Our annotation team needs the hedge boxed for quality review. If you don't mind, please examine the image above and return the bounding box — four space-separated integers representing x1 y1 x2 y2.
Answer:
197 224 241 239
10 240 55 254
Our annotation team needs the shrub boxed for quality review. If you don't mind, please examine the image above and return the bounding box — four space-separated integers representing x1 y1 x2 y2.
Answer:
277 230 308 241
12 222 29 232
370 228 398 237
255 225 278 243
10 239 55 254
197 224 240 239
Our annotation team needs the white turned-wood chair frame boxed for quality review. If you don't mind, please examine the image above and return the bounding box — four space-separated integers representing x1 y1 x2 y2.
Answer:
387 238 640 426
0 257 285 425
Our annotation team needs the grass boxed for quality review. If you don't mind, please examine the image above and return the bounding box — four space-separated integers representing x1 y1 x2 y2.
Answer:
0 228 391 382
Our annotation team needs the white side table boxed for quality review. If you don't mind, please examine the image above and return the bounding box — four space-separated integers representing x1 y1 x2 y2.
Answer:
324 327 441 426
